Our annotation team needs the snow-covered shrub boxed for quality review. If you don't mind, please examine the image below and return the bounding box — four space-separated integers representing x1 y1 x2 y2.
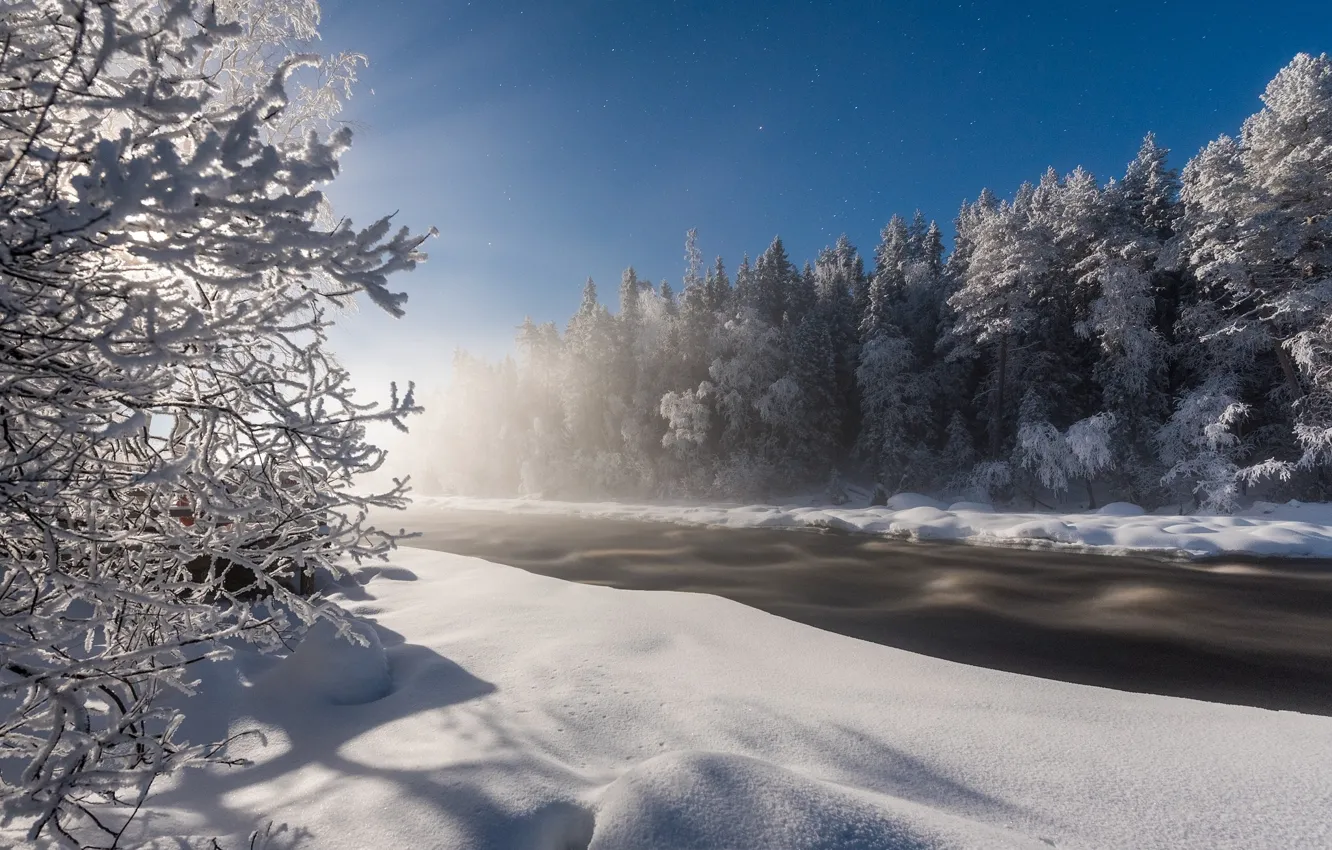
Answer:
966 461 1013 504
0 1 429 843
1016 414 1117 496
1156 382 1253 512
661 385 713 451
1066 414 1118 479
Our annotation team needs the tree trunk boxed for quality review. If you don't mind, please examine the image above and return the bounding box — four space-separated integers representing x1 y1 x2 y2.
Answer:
1274 340 1304 401
989 337 1009 458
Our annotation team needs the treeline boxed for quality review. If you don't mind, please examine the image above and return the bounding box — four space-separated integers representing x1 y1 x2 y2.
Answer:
418 54 1332 512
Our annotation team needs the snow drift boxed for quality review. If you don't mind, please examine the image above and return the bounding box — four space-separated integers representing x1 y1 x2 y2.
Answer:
66 548 1332 850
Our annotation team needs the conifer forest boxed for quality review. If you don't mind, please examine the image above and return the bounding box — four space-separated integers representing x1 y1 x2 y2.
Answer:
423 54 1332 513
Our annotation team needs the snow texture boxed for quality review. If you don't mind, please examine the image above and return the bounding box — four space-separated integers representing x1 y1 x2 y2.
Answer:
417 495 1332 559
71 548 1332 850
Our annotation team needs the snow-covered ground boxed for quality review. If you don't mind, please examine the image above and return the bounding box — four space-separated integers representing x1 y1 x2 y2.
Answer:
414 494 1332 559
90 548 1332 849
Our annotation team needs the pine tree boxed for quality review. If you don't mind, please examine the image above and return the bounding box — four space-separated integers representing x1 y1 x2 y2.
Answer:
751 236 798 326
868 215 911 333
619 266 645 323
684 227 705 291
774 312 840 481
564 278 619 469
660 280 678 314
940 411 978 490
705 255 733 312
947 191 1054 459
856 324 930 489
1170 57 1332 499
1073 138 1179 501
733 254 755 315
680 245 715 387
907 210 930 258
516 319 569 495
709 310 786 495
1121 132 1181 240
814 236 867 457
901 222 948 365
1236 54 1332 478
786 261 819 326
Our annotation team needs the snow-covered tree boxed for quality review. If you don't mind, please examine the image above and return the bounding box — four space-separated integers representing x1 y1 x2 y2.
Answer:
515 319 570 495
709 309 787 494
661 386 712 453
1177 54 1332 488
1156 378 1253 513
749 236 798 326
813 236 867 456
562 278 619 473
939 411 978 491
416 54 1331 511
0 1 430 842
1016 413 1117 503
869 215 911 322
776 310 839 480
948 190 1055 458
856 327 931 489
1071 137 1180 501
704 255 733 313
1238 54 1332 478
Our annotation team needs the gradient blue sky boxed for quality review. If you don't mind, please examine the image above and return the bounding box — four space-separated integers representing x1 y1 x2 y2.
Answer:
317 0 1331 399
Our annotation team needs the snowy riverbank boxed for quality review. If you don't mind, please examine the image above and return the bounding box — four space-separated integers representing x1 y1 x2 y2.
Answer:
411 494 1332 560
86 548 1332 849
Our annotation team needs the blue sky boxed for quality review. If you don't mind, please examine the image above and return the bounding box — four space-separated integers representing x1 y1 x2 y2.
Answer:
317 0 1331 399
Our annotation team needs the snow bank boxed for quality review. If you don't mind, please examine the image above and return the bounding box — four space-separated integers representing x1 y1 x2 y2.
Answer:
884 492 947 511
99 549 1332 850
416 495 1332 559
1095 501 1146 517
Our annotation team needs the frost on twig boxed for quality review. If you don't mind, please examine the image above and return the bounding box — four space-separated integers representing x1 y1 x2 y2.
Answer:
0 0 429 843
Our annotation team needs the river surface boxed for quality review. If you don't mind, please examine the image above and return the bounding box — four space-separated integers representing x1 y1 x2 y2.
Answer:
384 506 1332 715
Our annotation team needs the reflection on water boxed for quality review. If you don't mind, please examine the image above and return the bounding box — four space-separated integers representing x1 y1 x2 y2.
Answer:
387 507 1332 715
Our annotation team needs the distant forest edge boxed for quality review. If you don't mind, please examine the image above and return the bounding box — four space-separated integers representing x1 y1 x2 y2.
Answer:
414 54 1332 513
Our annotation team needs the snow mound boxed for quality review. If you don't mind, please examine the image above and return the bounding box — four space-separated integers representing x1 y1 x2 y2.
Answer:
886 492 947 511
803 511 862 532
994 519 1078 544
947 501 995 513
590 750 1044 850
259 617 391 706
888 507 974 540
1095 502 1145 517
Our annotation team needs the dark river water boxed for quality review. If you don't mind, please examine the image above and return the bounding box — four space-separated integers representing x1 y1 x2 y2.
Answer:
384 506 1332 715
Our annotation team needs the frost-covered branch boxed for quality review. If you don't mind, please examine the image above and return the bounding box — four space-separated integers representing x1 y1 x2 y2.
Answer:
0 0 430 843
